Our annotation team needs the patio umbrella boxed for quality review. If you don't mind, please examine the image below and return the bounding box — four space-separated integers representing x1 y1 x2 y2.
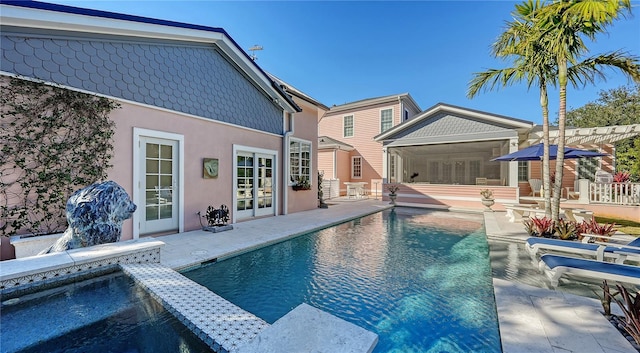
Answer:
491 143 608 161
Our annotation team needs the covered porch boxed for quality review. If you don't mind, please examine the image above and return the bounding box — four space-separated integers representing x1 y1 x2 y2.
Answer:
386 140 513 186
374 104 640 221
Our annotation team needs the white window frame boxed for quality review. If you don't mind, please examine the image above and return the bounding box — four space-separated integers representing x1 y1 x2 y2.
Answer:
343 115 354 138
289 138 312 185
380 107 394 133
352 156 362 179
517 161 529 182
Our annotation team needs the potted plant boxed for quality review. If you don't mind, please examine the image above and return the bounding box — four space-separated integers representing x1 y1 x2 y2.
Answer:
291 176 311 191
480 189 494 210
387 184 400 205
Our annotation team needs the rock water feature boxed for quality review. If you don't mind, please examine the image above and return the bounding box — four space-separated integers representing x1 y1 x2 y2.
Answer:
40 181 136 254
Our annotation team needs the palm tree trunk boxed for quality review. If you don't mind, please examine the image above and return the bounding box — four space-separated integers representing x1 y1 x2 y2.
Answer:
553 58 568 222
540 84 551 216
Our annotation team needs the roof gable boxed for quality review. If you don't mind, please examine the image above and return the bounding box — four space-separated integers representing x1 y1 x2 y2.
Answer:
375 103 532 142
0 0 300 114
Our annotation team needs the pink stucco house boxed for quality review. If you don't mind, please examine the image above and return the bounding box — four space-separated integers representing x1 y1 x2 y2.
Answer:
0 1 324 249
319 98 639 221
318 93 421 197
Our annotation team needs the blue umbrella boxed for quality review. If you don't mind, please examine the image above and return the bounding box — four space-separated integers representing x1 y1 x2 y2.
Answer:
491 143 608 161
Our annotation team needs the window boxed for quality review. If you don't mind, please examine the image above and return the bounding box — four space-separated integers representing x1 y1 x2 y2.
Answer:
404 109 409 121
352 156 362 179
343 115 354 137
290 139 311 185
380 108 393 132
517 161 528 182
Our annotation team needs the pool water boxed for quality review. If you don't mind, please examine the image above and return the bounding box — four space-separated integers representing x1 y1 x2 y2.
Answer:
183 208 501 353
1 272 213 353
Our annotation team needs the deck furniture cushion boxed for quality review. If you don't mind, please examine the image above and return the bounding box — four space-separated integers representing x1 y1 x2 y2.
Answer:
527 237 640 264
540 254 640 287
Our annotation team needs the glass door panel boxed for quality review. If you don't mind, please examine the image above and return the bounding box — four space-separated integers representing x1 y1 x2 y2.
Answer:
140 137 178 234
236 152 275 219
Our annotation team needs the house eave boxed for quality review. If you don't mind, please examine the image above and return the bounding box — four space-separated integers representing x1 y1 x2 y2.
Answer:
383 130 518 147
328 93 414 114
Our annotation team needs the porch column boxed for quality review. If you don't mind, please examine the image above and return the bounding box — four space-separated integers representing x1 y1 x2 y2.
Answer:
508 138 519 187
382 147 388 183
578 179 589 204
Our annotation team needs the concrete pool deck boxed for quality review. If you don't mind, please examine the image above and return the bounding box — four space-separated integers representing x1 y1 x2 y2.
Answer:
154 198 636 353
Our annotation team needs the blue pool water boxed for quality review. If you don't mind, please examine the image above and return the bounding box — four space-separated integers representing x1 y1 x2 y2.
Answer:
183 208 501 353
1 272 213 353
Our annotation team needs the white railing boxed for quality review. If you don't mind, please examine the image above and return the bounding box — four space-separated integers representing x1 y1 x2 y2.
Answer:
590 182 640 205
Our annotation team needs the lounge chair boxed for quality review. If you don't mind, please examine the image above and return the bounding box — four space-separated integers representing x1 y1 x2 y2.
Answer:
526 236 640 264
539 253 640 287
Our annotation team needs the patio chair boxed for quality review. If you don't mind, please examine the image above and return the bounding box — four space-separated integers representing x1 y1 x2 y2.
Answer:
528 179 542 197
526 236 640 264
539 253 640 287
564 179 580 199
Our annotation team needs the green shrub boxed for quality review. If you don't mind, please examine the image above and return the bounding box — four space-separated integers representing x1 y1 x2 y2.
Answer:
1 77 119 236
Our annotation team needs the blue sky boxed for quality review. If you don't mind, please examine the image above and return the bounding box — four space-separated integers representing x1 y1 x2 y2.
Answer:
49 1 639 125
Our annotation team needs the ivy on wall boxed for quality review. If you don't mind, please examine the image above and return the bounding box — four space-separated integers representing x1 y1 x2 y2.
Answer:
1 77 119 237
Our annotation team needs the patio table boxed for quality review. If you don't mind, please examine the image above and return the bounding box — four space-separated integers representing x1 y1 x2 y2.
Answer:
344 182 367 199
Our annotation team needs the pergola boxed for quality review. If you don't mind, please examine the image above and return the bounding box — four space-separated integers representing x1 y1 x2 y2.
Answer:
527 124 640 146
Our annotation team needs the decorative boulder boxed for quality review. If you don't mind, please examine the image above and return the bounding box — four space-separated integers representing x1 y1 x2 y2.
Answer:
40 181 136 254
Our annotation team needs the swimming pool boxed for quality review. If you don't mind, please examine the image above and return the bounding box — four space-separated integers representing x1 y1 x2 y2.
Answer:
183 208 501 353
1 272 213 353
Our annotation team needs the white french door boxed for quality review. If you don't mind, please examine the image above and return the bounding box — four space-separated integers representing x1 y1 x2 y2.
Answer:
235 149 275 220
139 136 179 235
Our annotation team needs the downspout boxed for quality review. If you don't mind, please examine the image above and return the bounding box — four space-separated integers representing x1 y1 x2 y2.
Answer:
282 113 294 215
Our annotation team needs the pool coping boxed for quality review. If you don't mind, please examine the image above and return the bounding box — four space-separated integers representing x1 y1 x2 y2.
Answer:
0 238 164 297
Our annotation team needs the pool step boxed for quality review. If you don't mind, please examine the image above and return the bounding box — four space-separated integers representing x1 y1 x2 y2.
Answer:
122 263 379 353
121 263 268 353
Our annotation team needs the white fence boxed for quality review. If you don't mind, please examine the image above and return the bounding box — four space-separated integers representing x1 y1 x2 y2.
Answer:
321 179 341 199
590 182 640 205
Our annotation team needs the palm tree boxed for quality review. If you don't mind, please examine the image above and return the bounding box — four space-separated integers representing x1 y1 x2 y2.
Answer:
468 0 557 216
470 0 640 221
536 0 640 220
